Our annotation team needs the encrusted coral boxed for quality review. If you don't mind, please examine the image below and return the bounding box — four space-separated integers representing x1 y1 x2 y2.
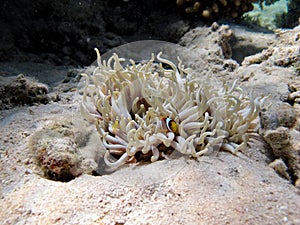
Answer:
29 118 98 181
176 0 256 20
81 48 266 170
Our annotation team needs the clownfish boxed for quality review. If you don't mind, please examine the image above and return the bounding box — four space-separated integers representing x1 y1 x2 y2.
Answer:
161 117 179 135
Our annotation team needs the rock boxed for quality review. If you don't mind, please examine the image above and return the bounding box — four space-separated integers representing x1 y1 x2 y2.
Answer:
0 74 50 109
242 25 300 67
229 24 275 64
178 23 240 81
276 103 298 128
260 103 298 130
180 23 233 59
269 158 290 180
263 127 300 186
288 81 300 104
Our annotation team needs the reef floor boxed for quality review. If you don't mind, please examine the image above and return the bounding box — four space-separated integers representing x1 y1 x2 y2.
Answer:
0 24 300 224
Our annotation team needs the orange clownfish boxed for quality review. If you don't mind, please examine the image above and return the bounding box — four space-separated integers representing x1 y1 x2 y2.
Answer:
161 117 179 135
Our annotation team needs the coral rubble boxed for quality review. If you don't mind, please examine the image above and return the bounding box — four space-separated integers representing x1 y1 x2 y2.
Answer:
81 49 266 170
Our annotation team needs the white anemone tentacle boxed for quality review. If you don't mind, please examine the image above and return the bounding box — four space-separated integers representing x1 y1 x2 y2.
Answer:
221 143 237 154
104 133 127 145
151 145 160 162
104 151 130 168
152 132 175 147
178 105 199 121
103 138 126 151
126 145 139 157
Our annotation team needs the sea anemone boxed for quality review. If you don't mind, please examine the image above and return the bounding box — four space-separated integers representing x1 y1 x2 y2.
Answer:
81 48 266 170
